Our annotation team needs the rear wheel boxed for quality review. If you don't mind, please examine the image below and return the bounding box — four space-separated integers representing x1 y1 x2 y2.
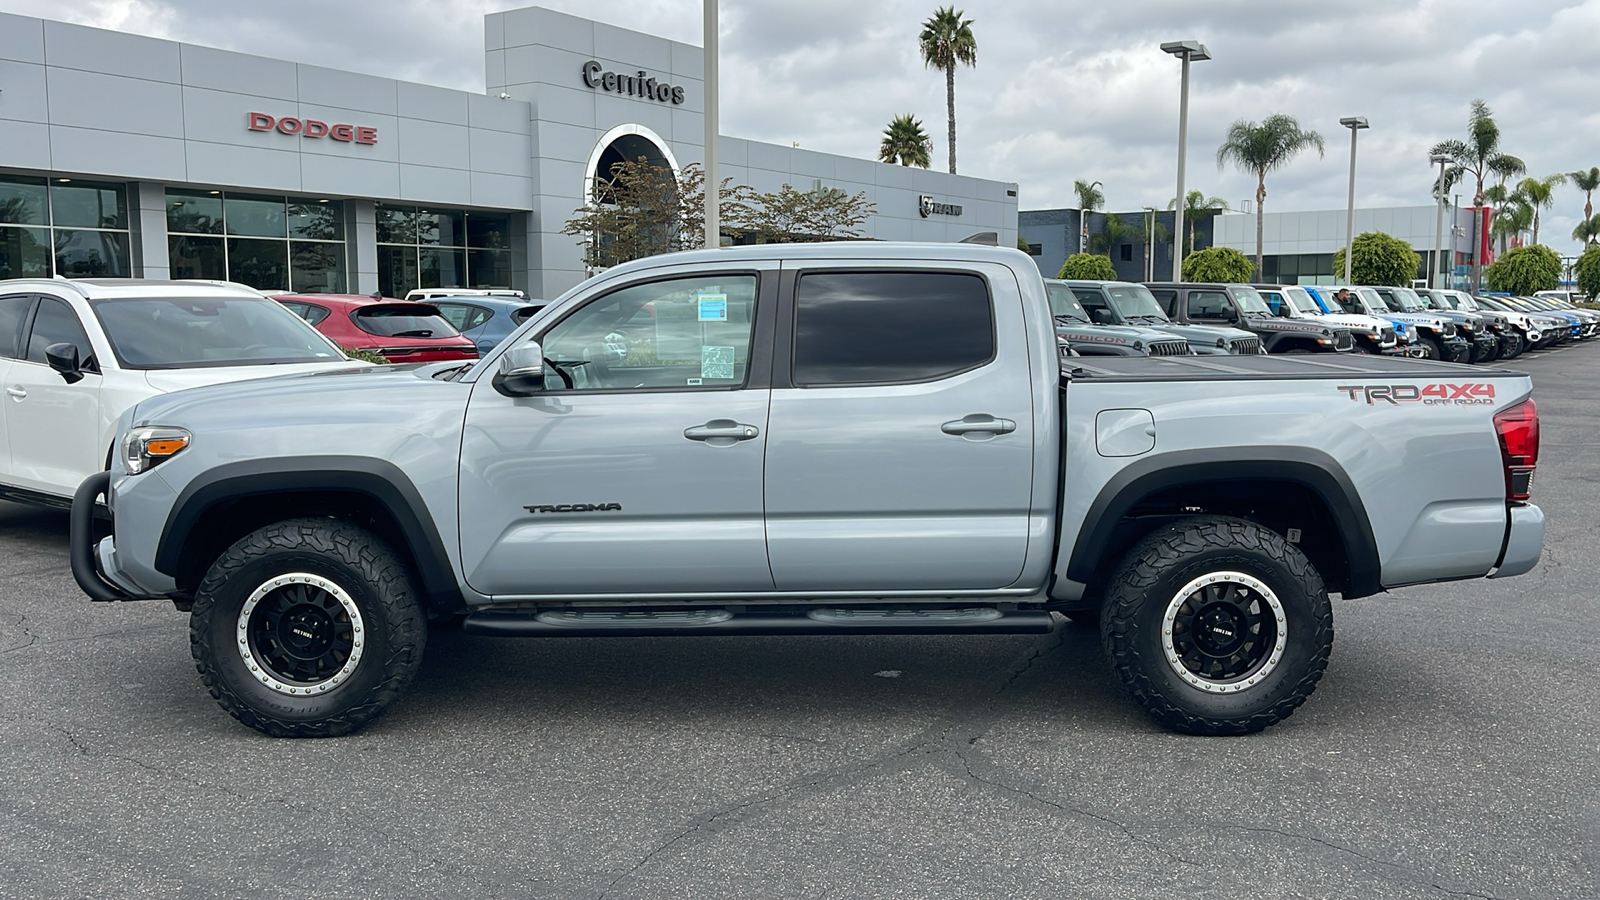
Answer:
189 518 427 737
1418 335 1443 360
1100 516 1332 735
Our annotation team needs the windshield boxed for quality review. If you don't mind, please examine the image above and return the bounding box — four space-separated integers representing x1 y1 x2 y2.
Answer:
1230 286 1272 314
1380 287 1427 312
1045 283 1090 322
1414 290 1448 311
91 297 343 369
1323 289 1361 315
353 305 462 339
1101 284 1171 322
1283 287 1323 315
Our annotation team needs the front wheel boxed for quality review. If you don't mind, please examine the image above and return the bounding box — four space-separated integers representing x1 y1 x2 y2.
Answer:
189 518 427 737
1417 335 1443 360
1100 516 1332 735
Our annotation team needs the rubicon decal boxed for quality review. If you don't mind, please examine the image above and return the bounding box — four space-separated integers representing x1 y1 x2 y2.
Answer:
525 503 623 513
1338 383 1496 406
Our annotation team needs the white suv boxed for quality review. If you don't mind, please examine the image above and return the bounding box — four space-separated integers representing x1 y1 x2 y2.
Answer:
403 288 526 303
0 278 360 507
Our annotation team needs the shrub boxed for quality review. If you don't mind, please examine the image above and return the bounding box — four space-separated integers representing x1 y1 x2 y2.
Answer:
1058 253 1117 280
342 346 389 364
1331 231 1420 286
1484 245 1562 295
1181 246 1255 283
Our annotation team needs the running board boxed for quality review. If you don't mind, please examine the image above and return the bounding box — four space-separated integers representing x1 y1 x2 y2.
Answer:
461 607 1056 638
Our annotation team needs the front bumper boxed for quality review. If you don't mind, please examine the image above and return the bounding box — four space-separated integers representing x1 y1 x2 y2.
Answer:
69 472 162 602
1441 338 1473 363
1489 504 1545 579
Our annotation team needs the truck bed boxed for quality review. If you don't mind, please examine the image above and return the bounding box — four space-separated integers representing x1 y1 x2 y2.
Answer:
1064 354 1526 381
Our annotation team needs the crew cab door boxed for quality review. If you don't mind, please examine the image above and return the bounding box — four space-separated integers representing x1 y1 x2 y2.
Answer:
762 262 1035 591
6 295 103 497
458 264 776 596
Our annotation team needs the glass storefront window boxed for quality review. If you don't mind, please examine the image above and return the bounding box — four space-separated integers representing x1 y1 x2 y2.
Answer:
0 226 52 278
0 176 132 279
377 205 514 297
51 182 127 229
0 178 48 226
169 192 345 292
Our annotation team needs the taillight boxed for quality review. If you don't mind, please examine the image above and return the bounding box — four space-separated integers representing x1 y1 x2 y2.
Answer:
1493 398 1539 502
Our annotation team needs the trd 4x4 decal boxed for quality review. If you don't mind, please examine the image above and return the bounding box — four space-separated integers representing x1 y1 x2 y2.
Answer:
1338 383 1497 406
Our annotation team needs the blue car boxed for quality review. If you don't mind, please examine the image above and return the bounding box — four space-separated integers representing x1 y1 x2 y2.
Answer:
430 295 547 355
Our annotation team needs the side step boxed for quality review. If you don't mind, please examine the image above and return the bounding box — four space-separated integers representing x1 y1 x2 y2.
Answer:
461 607 1056 638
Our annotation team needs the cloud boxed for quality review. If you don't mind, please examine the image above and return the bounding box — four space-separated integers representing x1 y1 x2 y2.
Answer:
4 0 1597 254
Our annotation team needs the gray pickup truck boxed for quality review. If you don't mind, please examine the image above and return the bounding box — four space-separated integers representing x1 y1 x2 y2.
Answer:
71 244 1545 739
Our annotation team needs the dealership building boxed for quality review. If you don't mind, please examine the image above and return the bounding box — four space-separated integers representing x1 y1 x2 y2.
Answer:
0 6 1018 299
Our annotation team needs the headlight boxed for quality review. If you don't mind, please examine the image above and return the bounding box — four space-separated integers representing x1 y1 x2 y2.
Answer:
121 426 191 475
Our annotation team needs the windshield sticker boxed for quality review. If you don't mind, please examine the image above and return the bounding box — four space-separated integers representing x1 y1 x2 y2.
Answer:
701 345 736 379
698 295 728 321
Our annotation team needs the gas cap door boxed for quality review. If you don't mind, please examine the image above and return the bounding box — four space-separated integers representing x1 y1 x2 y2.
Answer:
1096 408 1156 457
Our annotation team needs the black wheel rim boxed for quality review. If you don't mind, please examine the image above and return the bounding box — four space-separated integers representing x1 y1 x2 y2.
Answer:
1162 571 1287 692
237 574 366 694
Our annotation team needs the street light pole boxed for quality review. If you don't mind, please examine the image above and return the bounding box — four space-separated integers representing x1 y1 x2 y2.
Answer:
1430 153 1451 289
703 0 719 250
1339 117 1368 284
1143 206 1157 281
1161 40 1210 282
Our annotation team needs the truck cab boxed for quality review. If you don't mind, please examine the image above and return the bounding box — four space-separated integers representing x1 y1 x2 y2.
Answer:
1145 282 1355 353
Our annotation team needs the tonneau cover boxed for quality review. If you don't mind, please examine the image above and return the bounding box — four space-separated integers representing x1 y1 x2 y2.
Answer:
1064 354 1526 381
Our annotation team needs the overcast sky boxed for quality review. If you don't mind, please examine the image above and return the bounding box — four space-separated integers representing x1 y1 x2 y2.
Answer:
6 0 1598 254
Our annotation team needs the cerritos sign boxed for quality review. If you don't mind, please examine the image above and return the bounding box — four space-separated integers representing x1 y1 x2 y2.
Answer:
248 112 378 145
919 195 963 218
580 61 685 105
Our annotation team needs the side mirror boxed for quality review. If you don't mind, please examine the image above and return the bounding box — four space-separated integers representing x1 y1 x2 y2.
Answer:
1090 308 1114 325
492 342 546 397
45 342 84 385
1274 304 1289 317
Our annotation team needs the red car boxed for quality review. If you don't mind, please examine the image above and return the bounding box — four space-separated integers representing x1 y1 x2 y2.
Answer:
274 294 478 363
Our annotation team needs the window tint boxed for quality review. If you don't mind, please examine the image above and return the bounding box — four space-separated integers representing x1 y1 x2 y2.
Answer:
352 306 460 338
793 271 993 386
25 297 93 365
540 274 757 391
436 303 490 332
1148 289 1178 317
0 295 33 358
279 301 330 327
1188 291 1233 319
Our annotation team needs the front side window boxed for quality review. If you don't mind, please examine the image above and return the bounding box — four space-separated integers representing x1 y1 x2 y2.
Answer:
1188 291 1233 319
25 297 94 366
0 295 32 359
793 271 993 386
539 274 758 391
90 297 341 369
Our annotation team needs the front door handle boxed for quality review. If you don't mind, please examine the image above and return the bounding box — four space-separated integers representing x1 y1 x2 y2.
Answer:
684 419 761 447
5 386 24 399
941 414 1016 437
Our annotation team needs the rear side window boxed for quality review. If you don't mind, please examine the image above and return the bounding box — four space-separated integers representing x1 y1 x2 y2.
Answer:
1148 289 1178 316
437 303 491 332
26 297 93 365
352 305 460 338
0 295 32 359
280 301 330 327
793 271 994 386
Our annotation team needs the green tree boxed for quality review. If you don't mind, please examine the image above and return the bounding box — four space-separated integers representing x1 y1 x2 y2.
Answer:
1429 100 1525 287
1572 213 1600 246
1181 246 1255 283
1332 231 1421 287
1491 200 1534 253
879 113 932 168
1017 235 1031 252
918 6 976 174
1058 253 1116 280
1569 167 1600 241
743 183 876 243
1515 174 1565 246
1168 189 1229 253
1575 244 1600 300
1073 179 1105 212
1216 114 1325 279
1484 244 1562 294
1088 212 1128 254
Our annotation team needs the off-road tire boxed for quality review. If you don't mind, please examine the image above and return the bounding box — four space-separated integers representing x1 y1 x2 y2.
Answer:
1418 335 1443 360
190 518 427 737
1100 516 1332 735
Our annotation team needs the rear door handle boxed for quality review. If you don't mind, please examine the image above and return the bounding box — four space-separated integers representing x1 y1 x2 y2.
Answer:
941 414 1016 436
684 419 761 447
5 387 24 399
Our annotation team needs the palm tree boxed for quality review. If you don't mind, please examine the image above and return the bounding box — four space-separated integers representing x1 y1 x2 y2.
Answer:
1215 114 1325 279
1491 199 1533 250
1569 167 1600 242
1168 190 1230 254
1429 100 1524 287
917 7 976 175
1089 212 1128 255
1484 183 1512 254
1572 214 1600 246
1515 174 1565 246
1072 179 1105 212
878 113 932 168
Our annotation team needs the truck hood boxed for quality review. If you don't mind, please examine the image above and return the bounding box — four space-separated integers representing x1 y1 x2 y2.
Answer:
129 361 461 428
142 360 367 393
1139 323 1256 352
1055 322 1187 351
1240 315 1340 338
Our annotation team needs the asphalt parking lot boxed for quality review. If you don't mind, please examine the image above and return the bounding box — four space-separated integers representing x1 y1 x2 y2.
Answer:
3 346 1597 900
